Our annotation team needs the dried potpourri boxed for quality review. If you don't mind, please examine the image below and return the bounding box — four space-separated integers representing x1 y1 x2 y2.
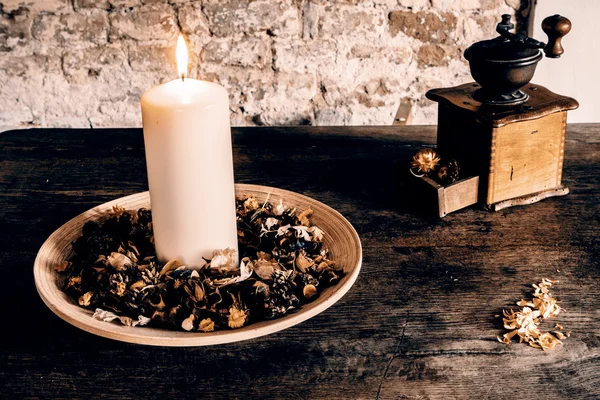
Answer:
55 197 343 332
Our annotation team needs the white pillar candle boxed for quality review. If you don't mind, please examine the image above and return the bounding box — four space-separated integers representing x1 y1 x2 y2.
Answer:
140 35 238 269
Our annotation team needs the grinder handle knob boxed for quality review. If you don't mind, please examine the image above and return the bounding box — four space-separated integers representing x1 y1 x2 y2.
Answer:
542 14 572 58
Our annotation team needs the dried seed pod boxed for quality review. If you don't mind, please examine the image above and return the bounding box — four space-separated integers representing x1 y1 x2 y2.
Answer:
141 266 160 285
410 148 441 174
168 305 182 324
193 282 205 302
303 284 317 299
447 159 460 183
437 166 449 183
149 294 166 310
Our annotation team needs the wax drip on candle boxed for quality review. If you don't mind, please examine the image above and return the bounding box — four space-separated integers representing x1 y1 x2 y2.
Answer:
176 34 188 82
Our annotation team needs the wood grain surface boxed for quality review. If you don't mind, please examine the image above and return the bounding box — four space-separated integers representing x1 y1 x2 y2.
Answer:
1 125 599 399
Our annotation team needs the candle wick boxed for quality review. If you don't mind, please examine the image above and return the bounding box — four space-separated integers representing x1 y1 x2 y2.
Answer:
181 73 185 82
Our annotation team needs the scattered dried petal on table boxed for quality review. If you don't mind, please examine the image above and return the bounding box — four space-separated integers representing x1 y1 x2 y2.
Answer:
498 279 568 351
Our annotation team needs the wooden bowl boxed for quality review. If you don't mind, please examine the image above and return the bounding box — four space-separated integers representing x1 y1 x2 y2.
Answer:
34 184 362 347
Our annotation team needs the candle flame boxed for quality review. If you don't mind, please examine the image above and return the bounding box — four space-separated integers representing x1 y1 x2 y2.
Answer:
176 34 188 81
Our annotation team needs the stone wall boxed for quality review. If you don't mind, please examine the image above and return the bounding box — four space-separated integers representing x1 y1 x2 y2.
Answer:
0 0 523 131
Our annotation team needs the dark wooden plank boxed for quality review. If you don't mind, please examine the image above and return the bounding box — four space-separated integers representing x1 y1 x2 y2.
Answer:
0 124 598 399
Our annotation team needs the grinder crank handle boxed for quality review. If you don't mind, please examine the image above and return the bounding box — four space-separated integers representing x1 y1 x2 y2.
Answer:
542 14 572 58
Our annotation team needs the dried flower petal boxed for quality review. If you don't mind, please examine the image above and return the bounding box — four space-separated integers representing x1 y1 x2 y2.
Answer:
78 291 94 306
160 259 183 276
65 276 82 290
498 278 567 351
94 308 119 322
152 310 166 323
552 331 567 340
228 306 247 329
297 208 313 227
130 280 145 291
250 253 281 280
265 217 280 229
309 226 325 241
274 199 285 216
111 281 126 297
92 309 149 327
210 248 237 270
243 197 259 212
109 205 126 218
107 252 132 271
276 224 291 237
136 315 151 326
317 259 338 271
193 283 204 302
293 226 311 241
55 261 72 272
198 318 215 332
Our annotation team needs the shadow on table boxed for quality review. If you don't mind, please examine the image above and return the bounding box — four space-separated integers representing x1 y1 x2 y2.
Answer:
234 142 435 216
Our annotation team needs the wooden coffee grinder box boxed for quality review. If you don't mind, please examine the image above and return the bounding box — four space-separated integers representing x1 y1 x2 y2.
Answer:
426 14 578 212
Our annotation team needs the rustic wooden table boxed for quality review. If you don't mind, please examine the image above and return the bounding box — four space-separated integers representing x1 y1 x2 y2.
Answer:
1 125 598 399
